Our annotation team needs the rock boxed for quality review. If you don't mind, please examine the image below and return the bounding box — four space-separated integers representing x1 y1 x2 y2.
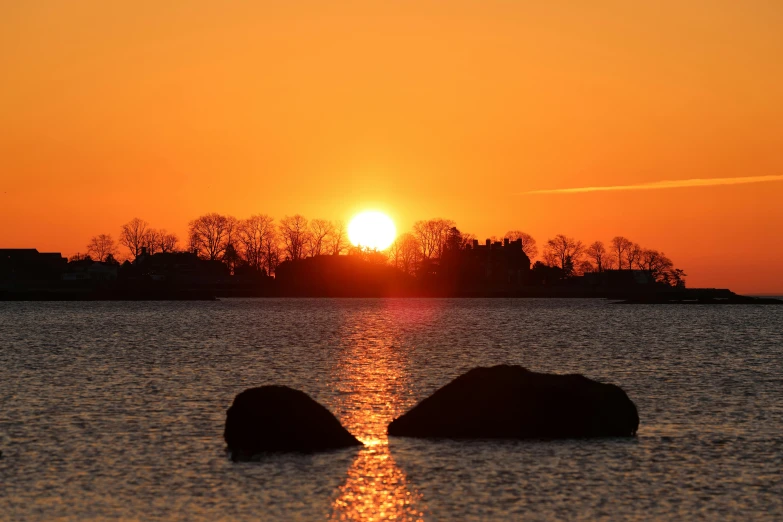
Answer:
388 365 639 439
225 386 361 459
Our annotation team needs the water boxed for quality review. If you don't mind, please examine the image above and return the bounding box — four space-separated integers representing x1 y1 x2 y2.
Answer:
1 299 781 520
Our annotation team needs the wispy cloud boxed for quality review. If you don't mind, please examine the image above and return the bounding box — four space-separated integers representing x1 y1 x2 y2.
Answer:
524 174 783 195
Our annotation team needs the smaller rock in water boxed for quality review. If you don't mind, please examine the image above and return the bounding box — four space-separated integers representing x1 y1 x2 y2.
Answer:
225 386 361 460
388 365 639 439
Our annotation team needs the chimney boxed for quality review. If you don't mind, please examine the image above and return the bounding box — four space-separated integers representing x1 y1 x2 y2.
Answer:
504 237 510 247
485 239 491 247
473 239 479 248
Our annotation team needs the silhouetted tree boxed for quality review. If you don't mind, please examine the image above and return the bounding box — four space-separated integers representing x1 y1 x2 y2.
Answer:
626 242 643 270
150 229 179 253
279 214 310 261
387 236 404 270
443 227 466 254
576 259 595 275
69 253 93 262
142 228 178 254
143 229 161 254
262 230 280 276
87 234 119 262
308 219 334 257
350 246 388 265
224 216 241 261
542 248 559 268
563 255 575 276
120 218 150 259
611 236 632 269
388 233 421 275
504 230 538 260
223 243 241 274
640 249 674 282
667 268 687 288
460 232 477 250
239 214 276 272
328 220 349 255
161 231 179 252
188 213 235 261
586 241 608 272
544 234 584 275
413 218 455 260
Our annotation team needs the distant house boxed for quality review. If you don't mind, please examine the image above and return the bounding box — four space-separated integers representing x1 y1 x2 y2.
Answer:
0 249 67 286
62 259 118 282
440 238 531 293
132 249 229 285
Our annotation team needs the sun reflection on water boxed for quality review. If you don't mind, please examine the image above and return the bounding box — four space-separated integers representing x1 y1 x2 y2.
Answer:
329 305 426 520
330 444 424 521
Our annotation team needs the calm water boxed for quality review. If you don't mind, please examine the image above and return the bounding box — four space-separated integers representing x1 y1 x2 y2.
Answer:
1 299 782 521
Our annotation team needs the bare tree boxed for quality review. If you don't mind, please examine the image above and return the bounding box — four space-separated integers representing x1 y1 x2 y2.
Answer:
188 213 234 261
576 259 595 275
611 236 633 269
544 234 584 275
143 229 162 254
640 249 674 282
279 214 310 261
224 216 241 260
327 220 349 255
158 230 179 253
412 218 455 260
308 219 334 257
388 233 421 275
667 268 687 288
460 232 477 250
542 248 560 268
626 242 643 270
239 214 276 272
262 226 280 276
146 228 179 254
143 228 179 254
388 236 404 270
585 241 608 272
120 218 149 259
504 230 538 260
87 234 118 262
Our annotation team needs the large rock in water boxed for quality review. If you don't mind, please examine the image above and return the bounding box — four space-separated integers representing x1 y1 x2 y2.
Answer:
225 386 361 459
388 365 639 439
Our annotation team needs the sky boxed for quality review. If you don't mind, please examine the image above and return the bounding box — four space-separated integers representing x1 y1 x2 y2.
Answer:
1 1 782 293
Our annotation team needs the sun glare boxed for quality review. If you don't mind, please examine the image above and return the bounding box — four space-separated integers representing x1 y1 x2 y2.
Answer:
348 211 396 251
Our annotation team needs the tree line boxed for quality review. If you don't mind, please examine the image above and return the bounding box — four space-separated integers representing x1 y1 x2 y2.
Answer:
80 214 684 285
539 234 685 286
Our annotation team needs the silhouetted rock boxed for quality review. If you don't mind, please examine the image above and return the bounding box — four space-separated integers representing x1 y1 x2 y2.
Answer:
388 365 639 439
224 386 361 460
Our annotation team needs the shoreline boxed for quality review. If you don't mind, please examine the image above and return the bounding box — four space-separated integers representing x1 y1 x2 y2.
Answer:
2 289 781 304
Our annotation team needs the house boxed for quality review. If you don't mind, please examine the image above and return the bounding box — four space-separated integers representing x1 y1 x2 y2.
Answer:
62 259 119 282
0 248 68 285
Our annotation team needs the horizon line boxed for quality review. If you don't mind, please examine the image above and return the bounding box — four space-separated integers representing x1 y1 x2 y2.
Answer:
524 174 783 194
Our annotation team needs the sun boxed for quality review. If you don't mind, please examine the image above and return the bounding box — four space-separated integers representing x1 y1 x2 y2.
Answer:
348 211 397 250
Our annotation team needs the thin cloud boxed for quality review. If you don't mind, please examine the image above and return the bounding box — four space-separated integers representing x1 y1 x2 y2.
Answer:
525 174 783 194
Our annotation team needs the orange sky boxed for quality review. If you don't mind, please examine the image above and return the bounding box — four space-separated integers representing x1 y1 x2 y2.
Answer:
1 1 782 293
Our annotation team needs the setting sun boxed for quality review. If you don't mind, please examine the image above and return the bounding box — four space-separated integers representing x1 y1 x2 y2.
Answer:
348 211 396 251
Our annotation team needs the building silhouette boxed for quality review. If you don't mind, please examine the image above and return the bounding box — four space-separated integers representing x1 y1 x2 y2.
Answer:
1 249 67 290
